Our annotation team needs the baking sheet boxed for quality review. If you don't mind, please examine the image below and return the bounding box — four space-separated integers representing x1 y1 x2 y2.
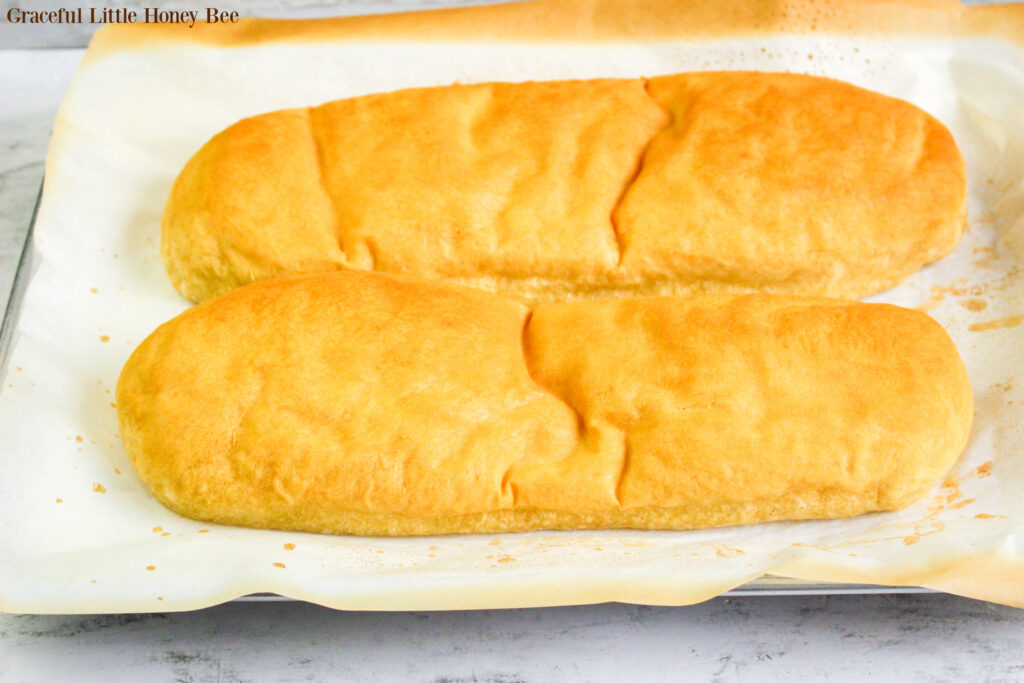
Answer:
1 1 1023 612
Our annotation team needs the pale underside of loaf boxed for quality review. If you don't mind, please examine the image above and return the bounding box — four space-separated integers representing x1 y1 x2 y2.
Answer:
160 491 902 537
161 71 967 304
116 272 974 536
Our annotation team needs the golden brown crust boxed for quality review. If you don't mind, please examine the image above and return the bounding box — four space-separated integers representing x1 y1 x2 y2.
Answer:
116 271 974 536
161 71 967 304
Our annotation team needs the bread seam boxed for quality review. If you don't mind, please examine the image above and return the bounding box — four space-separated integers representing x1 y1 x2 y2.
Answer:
607 77 675 267
306 106 347 267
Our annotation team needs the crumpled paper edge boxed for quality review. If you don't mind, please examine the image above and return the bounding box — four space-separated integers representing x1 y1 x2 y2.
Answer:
80 0 1024 60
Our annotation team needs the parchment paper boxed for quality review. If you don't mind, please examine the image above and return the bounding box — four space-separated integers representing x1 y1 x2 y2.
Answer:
1 0 1022 612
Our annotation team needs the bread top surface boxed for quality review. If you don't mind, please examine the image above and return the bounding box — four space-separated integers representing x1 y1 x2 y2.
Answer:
117 271 973 535
161 70 966 304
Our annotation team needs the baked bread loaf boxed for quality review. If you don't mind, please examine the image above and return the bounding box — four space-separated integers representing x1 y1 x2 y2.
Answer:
116 271 973 536
162 70 967 304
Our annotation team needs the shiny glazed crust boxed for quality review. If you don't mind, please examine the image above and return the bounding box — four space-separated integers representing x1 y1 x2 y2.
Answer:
116 271 974 536
161 71 967 304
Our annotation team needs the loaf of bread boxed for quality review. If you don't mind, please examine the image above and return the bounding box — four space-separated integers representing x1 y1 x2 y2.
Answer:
116 271 973 536
161 70 966 304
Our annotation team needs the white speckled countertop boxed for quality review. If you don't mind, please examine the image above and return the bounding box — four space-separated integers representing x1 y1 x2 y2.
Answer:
3 595 1024 680
3 3 1024 680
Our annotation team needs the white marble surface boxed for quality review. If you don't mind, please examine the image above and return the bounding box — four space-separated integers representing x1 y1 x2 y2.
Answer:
3 7 1024 681
3 596 1024 681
